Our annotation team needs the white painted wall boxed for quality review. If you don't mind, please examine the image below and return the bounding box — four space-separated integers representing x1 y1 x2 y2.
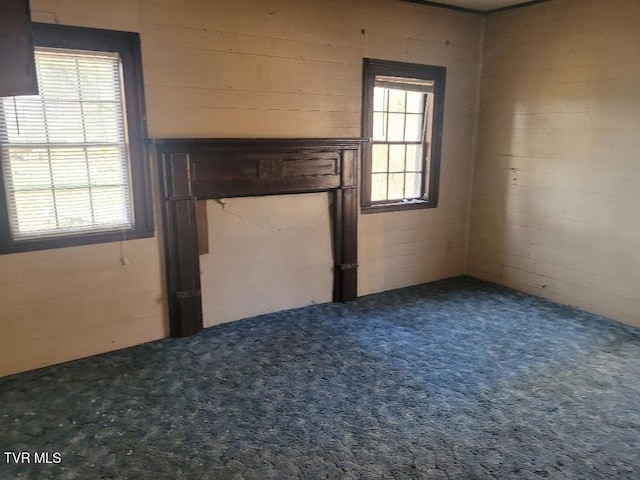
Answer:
469 0 640 327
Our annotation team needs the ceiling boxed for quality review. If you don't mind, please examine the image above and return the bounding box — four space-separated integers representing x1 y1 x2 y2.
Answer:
402 0 549 13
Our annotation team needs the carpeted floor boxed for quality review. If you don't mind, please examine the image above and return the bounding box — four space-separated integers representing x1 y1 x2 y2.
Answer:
1 276 639 479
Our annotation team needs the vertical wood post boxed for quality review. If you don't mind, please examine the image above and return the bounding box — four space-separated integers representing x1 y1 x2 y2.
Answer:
333 148 358 302
159 152 203 337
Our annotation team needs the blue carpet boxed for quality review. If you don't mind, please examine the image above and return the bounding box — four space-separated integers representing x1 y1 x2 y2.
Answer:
1 276 639 479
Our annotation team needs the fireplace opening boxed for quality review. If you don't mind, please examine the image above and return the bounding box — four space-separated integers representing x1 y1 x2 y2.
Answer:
199 193 333 326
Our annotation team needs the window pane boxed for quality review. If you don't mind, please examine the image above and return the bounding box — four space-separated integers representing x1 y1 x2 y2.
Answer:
0 98 47 143
50 148 90 188
387 113 405 141
87 146 128 186
12 190 56 234
372 112 387 141
388 173 405 200
38 55 81 100
373 86 386 111
371 173 388 201
405 145 423 172
406 91 424 114
389 145 405 172
388 89 406 113
83 103 121 143
404 173 422 199
44 102 85 143
77 61 119 102
405 114 423 142
3 148 51 190
55 188 93 229
372 144 389 173
92 186 129 225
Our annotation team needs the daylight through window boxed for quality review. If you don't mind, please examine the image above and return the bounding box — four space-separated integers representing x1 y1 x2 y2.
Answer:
0 48 132 239
0 23 153 255
371 76 434 202
362 59 446 213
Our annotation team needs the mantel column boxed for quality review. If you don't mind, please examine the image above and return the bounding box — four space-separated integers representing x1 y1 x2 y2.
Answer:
159 152 203 337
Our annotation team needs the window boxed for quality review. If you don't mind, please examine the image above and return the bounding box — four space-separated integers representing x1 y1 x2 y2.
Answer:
0 23 152 254
361 59 446 213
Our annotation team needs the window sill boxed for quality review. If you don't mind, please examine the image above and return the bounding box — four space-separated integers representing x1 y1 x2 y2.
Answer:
361 199 438 214
0 227 154 255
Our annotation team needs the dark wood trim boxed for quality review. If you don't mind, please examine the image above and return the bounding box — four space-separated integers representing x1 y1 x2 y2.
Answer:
154 138 367 337
0 228 154 255
195 201 209 255
399 0 551 15
152 138 368 150
159 152 203 337
361 200 438 215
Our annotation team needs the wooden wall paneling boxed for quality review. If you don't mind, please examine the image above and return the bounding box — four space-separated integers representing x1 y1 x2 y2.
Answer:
470 0 640 328
155 138 367 337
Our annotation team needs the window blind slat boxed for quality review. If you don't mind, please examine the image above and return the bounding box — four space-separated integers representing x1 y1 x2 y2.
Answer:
0 47 132 240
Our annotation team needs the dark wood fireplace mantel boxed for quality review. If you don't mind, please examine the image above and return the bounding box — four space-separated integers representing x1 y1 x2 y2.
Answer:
154 138 368 337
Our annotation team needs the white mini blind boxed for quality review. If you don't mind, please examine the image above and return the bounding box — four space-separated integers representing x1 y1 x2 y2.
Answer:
0 47 133 240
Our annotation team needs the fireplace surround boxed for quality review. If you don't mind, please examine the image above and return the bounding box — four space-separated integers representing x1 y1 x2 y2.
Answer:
154 138 368 337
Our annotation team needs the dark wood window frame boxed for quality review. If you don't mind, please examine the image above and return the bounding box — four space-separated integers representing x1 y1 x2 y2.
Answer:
361 58 446 214
0 23 153 254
